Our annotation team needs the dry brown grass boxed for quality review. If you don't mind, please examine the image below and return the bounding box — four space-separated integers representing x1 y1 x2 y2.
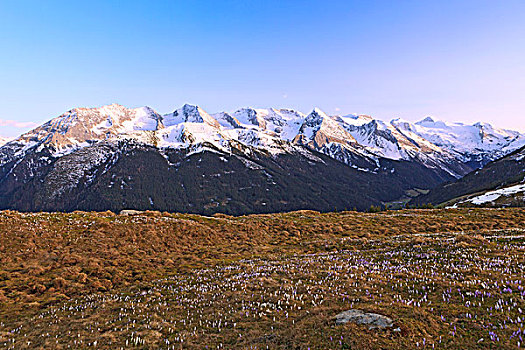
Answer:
0 208 524 348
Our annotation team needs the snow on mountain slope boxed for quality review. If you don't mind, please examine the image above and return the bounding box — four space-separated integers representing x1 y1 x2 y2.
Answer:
389 118 445 154
332 115 448 162
339 114 374 127
2 103 524 179
156 122 224 149
0 104 319 181
340 119 407 160
394 117 525 161
229 107 305 140
211 112 243 129
10 103 162 155
163 104 220 128
461 183 525 206
411 144 525 207
317 114 470 177
288 108 385 170
296 108 357 148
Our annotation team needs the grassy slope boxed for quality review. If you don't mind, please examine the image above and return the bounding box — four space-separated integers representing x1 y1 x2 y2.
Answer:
0 209 524 349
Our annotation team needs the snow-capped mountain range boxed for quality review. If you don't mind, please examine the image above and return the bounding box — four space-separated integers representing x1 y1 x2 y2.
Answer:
3 103 523 175
0 103 523 214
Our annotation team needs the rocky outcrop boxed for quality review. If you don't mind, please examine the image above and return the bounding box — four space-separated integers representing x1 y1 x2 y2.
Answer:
335 309 393 329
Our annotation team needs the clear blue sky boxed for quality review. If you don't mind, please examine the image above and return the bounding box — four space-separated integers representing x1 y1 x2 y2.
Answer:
1 0 524 137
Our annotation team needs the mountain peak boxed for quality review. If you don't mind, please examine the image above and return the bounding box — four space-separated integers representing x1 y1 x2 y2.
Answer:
164 104 220 128
418 116 436 124
136 105 156 113
473 121 492 129
311 107 327 116
181 103 201 111
176 103 207 117
307 108 330 123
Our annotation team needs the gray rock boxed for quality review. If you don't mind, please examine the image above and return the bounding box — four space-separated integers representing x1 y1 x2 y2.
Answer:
119 209 144 216
334 309 393 329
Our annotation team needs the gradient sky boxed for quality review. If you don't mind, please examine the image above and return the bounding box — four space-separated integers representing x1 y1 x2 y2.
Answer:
1 0 524 137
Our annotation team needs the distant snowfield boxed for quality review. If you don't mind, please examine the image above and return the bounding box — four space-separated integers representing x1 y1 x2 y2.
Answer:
459 183 525 206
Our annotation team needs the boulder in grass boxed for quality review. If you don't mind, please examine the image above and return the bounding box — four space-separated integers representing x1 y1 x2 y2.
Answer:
119 209 144 216
335 309 393 329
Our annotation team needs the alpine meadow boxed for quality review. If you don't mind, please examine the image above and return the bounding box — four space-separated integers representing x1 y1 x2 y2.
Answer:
1 1 524 349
